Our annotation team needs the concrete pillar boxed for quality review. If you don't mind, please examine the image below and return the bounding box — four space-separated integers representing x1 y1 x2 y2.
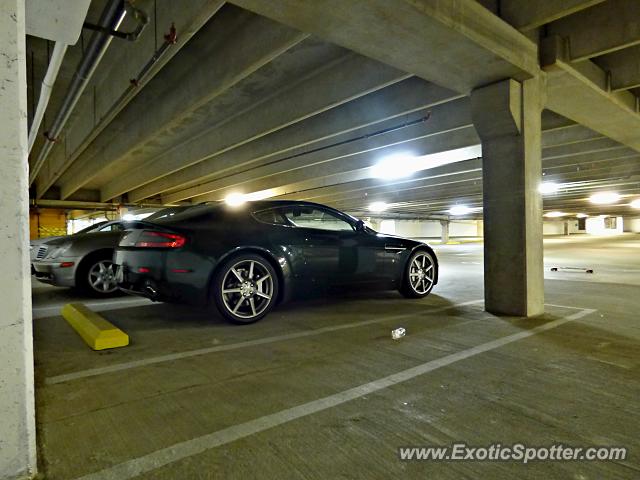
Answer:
440 220 450 244
0 1 37 478
471 77 545 317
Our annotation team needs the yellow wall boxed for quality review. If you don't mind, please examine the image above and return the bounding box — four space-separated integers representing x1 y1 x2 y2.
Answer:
29 209 67 239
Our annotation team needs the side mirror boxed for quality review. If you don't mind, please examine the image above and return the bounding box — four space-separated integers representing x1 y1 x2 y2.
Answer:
355 220 366 232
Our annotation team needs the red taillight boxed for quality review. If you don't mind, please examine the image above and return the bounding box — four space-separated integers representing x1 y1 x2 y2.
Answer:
138 267 150 273
135 231 186 248
59 261 75 268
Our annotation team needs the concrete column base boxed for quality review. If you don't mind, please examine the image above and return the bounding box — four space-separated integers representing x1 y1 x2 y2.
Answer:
440 220 450 244
471 77 545 317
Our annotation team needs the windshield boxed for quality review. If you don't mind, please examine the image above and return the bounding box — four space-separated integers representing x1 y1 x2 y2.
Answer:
73 221 108 235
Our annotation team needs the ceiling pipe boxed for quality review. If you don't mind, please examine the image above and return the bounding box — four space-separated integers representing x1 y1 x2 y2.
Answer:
31 199 164 209
27 42 68 154
29 0 127 185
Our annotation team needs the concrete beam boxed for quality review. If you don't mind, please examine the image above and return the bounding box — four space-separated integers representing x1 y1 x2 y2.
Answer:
229 0 539 93
547 0 640 60
541 124 603 147
278 160 483 203
321 175 483 208
57 7 309 200
163 97 473 203
106 54 410 202
500 0 606 31
191 125 481 204
33 0 227 199
160 97 594 204
594 45 640 91
128 78 461 202
335 186 485 213
543 137 624 159
0 1 37 478
542 36 640 152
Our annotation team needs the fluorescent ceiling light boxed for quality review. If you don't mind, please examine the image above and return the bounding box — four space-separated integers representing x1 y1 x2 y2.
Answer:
630 199 640 209
370 153 420 179
225 193 247 206
576 213 588 218
369 145 482 181
122 213 135 221
368 201 388 213
224 189 276 206
449 205 472 216
544 211 566 218
539 182 559 194
589 192 620 205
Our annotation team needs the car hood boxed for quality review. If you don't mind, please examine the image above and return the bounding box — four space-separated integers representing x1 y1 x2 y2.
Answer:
30 235 65 246
38 236 73 247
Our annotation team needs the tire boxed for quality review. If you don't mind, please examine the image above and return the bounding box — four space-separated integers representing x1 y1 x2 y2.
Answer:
212 253 279 324
76 252 120 297
399 250 436 299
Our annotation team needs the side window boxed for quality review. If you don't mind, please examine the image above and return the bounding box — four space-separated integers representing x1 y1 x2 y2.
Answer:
98 223 124 232
253 208 288 226
282 207 354 232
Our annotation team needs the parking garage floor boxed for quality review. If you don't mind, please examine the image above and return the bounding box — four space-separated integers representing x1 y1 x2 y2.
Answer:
32 235 640 480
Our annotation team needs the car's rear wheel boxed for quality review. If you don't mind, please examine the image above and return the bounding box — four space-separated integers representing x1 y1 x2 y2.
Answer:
77 254 119 296
213 253 279 324
400 250 436 298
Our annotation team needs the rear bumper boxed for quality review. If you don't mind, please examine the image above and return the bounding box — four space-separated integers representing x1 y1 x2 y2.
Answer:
114 248 211 305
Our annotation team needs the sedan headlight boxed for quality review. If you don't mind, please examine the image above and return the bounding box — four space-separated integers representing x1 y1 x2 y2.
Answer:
49 243 73 259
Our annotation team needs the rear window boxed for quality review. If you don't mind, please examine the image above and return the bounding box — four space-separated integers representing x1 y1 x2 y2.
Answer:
151 204 229 226
146 206 196 221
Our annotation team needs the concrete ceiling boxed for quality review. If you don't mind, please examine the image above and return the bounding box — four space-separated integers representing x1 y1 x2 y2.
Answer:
26 0 640 219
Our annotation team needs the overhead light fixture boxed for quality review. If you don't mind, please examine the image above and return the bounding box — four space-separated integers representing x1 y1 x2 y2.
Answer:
539 182 560 194
576 213 588 218
630 199 640 209
544 211 566 218
368 201 388 213
589 192 620 205
224 189 276 207
370 152 419 179
224 193 246 206
122 213 135 221
449 205 472 216
368 145 482 181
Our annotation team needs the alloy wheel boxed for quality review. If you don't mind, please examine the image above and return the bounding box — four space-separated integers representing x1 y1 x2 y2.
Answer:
221 259 274 320
408 252 434 295
88 260 118 293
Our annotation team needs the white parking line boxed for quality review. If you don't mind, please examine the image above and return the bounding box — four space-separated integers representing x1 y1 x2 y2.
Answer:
73 306 596 480
32 298 153 319
46 299 484 385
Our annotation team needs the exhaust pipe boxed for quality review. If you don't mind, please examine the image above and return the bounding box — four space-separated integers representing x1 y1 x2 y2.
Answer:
144 283 157 298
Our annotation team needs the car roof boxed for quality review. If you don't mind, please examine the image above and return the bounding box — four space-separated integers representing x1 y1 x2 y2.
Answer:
246 200 335 210
151 200 356 225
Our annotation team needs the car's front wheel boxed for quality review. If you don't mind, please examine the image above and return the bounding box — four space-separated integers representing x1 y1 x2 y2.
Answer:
399 250 436 298
213 253 279 324
78 254 120 296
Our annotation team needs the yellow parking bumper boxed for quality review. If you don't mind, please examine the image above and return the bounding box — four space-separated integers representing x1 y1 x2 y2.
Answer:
61 303 129 350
